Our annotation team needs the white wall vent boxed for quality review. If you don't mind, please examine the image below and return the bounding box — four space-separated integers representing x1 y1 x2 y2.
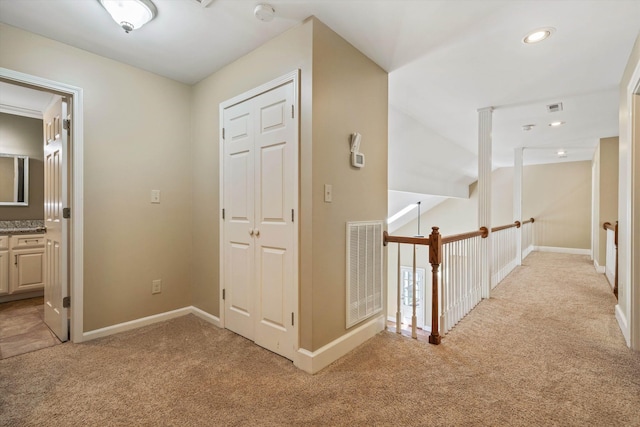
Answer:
346 221 384 328
546 102 563 113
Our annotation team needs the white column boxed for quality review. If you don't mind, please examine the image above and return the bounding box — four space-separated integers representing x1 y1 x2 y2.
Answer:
478 107 493 298
514 147 523 265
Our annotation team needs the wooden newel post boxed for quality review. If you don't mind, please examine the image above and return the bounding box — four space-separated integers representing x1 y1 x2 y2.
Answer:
428 227 442 345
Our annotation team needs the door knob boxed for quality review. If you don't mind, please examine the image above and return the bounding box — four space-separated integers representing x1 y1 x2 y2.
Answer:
255 229 260 237
249 229 254 236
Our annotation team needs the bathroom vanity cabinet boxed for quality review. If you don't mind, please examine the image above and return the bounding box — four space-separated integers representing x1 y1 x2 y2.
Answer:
0 233 45 296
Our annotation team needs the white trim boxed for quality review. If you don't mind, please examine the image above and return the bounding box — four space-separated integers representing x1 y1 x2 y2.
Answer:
191 306 221 327
623 54 640 350
0 68 84 344
533 246 590 255
616 304 630 346
218 69 300 350
83 307 192 341
593 260 606 274
82 306 221 341
295 315 385 374
0 103 42 119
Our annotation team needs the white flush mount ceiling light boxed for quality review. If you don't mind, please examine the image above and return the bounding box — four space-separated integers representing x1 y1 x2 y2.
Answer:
99 0 157 33
522 27 555 44
254 3 275 22
549 121 565 127
557 150 568 158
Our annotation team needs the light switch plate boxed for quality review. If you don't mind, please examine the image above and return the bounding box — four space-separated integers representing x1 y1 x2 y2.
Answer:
151 190 161 204
324 184 332 203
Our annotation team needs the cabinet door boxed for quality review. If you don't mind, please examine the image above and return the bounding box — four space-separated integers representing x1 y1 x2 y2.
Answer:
10 247 45 293
0 251 8 294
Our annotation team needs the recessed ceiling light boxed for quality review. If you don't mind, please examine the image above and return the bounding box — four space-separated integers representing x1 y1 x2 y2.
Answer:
522 124 536 131
522 27 555 44
557 150 567 158
549 121 565 127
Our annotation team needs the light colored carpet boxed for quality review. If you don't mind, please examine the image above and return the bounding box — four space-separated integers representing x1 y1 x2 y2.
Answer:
1 252 638 426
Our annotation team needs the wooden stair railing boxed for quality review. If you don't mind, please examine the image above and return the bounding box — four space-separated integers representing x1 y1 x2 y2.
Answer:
383 227 442 345
384 218 535 344
603 221 618 299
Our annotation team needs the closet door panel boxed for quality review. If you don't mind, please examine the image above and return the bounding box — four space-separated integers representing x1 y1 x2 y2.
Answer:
223 101 255 340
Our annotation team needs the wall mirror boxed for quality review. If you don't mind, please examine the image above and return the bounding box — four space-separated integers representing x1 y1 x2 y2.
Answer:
0 154 29 206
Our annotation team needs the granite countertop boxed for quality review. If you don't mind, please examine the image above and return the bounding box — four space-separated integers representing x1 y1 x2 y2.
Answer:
0 220 47 235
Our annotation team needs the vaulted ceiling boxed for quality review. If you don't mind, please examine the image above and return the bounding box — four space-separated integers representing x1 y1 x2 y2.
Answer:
1 0 639 225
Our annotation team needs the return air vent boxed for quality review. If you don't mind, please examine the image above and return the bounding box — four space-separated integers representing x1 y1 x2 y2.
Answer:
546 102 563 113
346 221 384 328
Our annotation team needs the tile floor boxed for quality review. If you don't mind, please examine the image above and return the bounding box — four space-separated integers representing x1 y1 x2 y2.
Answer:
0 297 62 359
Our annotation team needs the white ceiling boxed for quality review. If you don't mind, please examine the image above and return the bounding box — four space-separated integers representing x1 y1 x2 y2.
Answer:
1 0 638 221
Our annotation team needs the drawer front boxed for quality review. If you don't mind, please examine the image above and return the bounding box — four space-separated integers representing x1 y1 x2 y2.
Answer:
0 235 8 250
10 234 45 249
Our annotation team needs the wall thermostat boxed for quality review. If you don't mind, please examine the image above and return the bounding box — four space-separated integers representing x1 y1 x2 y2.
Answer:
350 132 365 168
352 151 365 168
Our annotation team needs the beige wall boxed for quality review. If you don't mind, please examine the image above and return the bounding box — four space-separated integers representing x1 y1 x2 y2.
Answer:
0 112 44 220
593 137 619 266
523 161 592 249
191 18 388 352
396 167 517 238
190 19 314 329
310 21 388 350
0 23 193 331
396 162 592 250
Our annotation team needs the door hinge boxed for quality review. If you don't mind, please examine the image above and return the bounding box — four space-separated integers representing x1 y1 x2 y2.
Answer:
222 128 225 139
291 105 294 119
291 312 294 326
63 207 71 219
63 296 70 308
63 119 71 130
222 289 226 300
291 209 294 222
222 208 225 220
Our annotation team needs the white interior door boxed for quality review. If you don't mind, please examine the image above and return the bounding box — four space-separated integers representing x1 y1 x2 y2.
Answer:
252 83 296 360
223 98 256 341
43 96 69 342
222 80 297 360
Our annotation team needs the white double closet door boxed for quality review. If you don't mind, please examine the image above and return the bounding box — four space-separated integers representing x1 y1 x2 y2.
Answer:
222 80 297 361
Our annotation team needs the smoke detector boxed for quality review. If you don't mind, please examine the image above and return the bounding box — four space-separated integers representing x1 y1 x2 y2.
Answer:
254 4 275 21
194 0 214 7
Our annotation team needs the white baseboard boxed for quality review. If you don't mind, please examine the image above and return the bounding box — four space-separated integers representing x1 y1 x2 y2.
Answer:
615 304 630 347
83 307 192 341
533 246 590 255
82 307 385 374
295 315 385 374
593 260 606 273
191 306 221 327
83 306 220 341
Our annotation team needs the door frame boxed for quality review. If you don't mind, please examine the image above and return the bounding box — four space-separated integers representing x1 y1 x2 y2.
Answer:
218 69 300 357
0 67 84 343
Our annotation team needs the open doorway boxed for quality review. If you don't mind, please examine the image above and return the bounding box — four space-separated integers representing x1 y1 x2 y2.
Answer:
0 68 84 353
